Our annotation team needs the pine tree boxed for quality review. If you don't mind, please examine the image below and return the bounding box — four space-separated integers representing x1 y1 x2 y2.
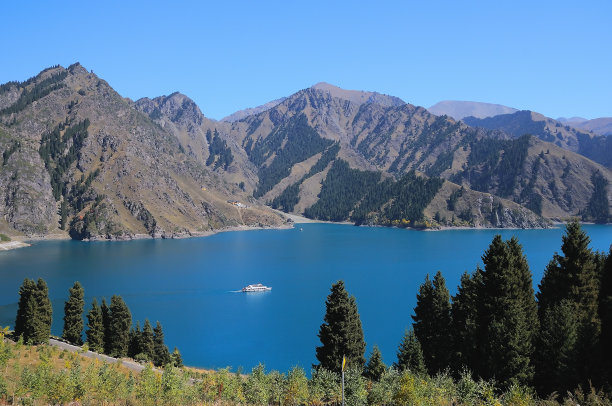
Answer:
478 235 538 387
14 279 37 342
364 345 386 382
128 321 142 358
32 279 53 344
600 248 612 383
85 298 104 352
140 319 155 361
101 298 111 354
394 329 426 375
171 347 183 368
535 300 578 395
62 281 84 345
536 220 601 390
107 295 131 357
315 280 366 372
412 271 452 375
450 268 483 374
153 321 171 366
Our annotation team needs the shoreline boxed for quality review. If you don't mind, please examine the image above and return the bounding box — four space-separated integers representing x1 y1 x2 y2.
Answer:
2 218 607 252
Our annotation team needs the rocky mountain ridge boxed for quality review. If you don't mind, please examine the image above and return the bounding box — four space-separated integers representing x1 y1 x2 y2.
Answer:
0 64 286 240
1 65 610 241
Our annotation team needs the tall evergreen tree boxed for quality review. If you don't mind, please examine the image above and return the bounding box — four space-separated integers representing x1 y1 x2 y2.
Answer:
107 295 131 357
101 298 111 354
394 329 426 375
140 319 155 361
128 321 142 358
450 268 483 374
153 321 171 366
85 298 104 353
478 235 538 387
62 281 84 345
14 279 37 342
600 248 612 383
536 220 601 391
33 279 53 344
364 345 386 382
412 271 452 375
534 300 578 395
315 280 366 372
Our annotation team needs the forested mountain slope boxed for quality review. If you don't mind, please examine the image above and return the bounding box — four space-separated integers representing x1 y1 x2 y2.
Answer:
463 110 612 168
0 64 285 240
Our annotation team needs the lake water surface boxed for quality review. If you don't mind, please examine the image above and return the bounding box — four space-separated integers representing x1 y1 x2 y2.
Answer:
0 224 610 372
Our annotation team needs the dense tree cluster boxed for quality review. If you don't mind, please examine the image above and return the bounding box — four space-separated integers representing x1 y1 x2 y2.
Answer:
304 160 381 221
406 220 611 396
251 114 333 198
13 279 178 367
461 135 530 197
205 129 233 170
39 119 91 201
584 171 610 223
0 71 67 116
13 279 52 345
305 159 443 225
270 142 340 213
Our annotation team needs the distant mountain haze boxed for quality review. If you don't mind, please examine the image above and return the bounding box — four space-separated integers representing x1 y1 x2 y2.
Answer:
428 100 518 120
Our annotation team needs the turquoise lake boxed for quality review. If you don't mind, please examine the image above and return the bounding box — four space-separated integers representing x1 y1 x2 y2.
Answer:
0 223 610 372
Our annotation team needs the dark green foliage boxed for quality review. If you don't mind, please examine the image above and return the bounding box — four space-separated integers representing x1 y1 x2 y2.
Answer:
304 160 380 221
68 196 117 240
67 168 100 212
364 345 386 382
584 171 610 223
304 142 340 179
39 119 90 201
378 172 443 225
412 271 452 375
107 295 132 357
446 187 463 211
600 248 612 382
394 329 426 375
153 321 171 367
252 114 333 197
462 135 530 197
13 278 52 345
536 220 602 392
270 182 300 212
534 300 578 395
59 199 68 230
101 298 111 354
128 321 142 358
450 269 483 373
2 141 20 165
62 281 84 345
205 129 233 170
477 235 538 387
0 71 67 116
140 320 155 362
315 280 366 372
85 298 104 353
171 347 183 368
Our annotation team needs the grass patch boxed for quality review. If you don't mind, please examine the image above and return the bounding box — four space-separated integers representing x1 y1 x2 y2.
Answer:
0 233 11 242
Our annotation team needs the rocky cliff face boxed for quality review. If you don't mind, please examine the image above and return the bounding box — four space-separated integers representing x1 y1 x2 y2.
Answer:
0 64 285 239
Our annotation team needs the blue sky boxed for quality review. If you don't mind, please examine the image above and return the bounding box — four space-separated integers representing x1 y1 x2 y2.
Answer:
1 1 610 120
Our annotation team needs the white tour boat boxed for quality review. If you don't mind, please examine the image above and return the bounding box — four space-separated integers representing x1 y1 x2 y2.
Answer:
242 283 272 292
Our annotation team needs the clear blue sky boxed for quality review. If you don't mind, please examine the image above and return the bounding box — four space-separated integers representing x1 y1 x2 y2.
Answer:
1 0 611 120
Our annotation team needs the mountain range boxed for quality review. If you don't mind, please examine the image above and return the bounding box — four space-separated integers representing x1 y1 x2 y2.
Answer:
0 64 610 241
